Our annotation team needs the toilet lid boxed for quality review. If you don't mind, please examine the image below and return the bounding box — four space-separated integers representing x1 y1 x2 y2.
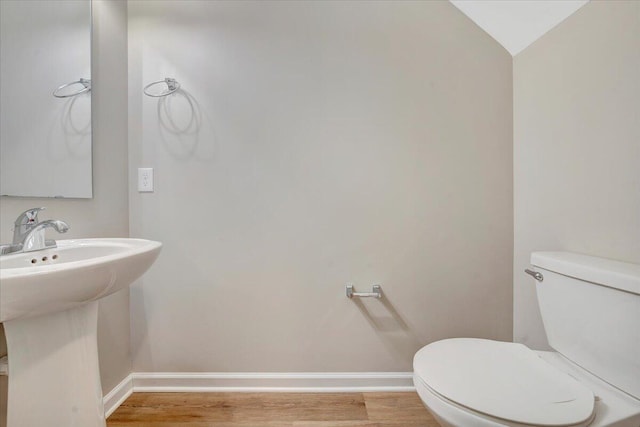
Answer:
414 339 595 426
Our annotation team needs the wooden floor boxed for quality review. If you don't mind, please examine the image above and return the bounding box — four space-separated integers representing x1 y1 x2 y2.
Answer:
107 392 440 427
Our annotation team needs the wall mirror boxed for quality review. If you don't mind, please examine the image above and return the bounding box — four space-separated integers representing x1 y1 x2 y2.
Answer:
0 0 92 198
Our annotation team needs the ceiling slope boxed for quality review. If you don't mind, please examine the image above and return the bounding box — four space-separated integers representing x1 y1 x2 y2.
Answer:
449 0 590 55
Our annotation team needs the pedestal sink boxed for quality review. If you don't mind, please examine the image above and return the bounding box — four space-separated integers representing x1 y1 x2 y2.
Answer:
0 238 161 427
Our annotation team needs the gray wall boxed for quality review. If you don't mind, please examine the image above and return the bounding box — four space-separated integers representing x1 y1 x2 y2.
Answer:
128 0 513 373
513 0 640 349
0 0 130 394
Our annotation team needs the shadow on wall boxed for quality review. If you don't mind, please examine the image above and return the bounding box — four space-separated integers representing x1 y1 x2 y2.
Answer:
47 93 92 162
128 281 153 371
154 89 218 162
352 292 423 362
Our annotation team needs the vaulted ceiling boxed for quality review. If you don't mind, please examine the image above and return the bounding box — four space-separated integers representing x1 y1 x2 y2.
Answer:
449 0 590 55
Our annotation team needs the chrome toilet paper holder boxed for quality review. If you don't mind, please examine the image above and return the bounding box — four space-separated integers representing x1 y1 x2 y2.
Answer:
346 284 382 299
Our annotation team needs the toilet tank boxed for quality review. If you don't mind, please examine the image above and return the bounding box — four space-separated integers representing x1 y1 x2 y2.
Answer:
531 252 640 400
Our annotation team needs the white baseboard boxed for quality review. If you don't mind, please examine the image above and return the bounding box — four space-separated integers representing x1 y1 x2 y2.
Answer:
104 371 414 416
132 372 415 393
103 374 133 418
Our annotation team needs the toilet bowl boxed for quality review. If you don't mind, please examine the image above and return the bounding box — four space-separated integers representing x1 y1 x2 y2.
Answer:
413 252 640 427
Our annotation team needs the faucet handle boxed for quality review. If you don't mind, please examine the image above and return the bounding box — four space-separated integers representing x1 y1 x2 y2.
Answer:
12 207 46 244
14 207 45 226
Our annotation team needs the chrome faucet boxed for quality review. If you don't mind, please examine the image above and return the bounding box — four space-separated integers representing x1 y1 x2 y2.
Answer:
22 220 69 252
0 208 69 255
13 207 45 244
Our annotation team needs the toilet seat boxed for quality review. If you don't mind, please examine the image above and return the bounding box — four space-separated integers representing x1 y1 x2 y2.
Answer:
413 339 596 426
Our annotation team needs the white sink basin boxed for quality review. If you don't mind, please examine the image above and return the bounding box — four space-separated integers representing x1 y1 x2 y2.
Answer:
0 237 161 427
0 238 161 322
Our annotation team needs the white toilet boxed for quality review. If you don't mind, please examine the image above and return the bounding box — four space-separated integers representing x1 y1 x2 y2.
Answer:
413 252 640 427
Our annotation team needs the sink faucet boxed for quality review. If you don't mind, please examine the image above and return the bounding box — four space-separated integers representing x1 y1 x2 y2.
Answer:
13 207 45 244
22 220 69 252
0 208 69 255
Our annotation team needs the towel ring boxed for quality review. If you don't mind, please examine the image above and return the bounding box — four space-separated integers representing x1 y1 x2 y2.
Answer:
53 78 91 98
144 78 180 97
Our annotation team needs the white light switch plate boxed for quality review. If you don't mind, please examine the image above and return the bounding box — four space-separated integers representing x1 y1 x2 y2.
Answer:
138 168 154 192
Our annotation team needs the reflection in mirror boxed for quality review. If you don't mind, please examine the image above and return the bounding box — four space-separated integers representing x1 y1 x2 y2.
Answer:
0 0 92 198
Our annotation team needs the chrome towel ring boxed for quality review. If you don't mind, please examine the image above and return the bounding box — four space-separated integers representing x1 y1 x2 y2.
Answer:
144 78 180 97
53 78 91 98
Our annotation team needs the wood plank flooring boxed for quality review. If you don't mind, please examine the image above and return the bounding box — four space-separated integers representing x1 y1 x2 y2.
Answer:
107 392 440 427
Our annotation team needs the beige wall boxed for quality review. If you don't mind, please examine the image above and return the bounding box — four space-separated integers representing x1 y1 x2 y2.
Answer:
128 0 513 373
513 1 640 349
1 0 634 400
0 0 130 394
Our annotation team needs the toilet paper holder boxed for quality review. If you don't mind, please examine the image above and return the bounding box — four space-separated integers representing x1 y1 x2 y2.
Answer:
346 284 382 299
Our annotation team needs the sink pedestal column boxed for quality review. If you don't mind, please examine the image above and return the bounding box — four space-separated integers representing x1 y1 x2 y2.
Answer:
3 301 105 427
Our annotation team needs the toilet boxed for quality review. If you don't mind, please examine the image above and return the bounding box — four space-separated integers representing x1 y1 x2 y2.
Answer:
413 252 640 427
